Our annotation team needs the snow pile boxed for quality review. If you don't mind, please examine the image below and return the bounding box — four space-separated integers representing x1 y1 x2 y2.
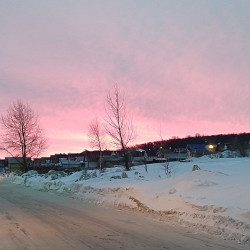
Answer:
5 157 250 243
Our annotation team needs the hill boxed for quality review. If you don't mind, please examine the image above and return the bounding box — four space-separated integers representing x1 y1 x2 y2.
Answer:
133 133 250 156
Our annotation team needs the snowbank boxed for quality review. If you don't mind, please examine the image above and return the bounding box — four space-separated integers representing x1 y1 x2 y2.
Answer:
4 157 250 244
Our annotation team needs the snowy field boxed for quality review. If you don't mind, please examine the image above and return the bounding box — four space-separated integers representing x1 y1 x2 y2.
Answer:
4 154 250 244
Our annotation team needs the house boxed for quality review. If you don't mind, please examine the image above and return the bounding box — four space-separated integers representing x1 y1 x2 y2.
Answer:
186 144 207 157
82 150 121 169
166 148 187 161
156 148 170 161
102 152 123 168
156 148 187 162
5 157 22 171
83 149 144 169
0 159 5 167
5 157 32 172
127 148 148 163
0 159 5 173
216 142 231 151
58 158 83 170
83 150 100 169
146 149 157 162
33 157 51 168
50 153 68 164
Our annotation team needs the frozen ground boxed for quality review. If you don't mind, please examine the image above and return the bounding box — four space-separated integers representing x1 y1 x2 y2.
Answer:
4 154 250 245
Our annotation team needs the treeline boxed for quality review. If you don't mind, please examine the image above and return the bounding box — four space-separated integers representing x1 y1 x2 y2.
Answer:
133 133 250 156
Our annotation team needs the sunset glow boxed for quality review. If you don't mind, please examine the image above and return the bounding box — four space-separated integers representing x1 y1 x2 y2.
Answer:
0 1 249 157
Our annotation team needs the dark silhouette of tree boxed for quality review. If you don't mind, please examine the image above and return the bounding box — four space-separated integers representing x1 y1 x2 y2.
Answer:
105 84 134 170
135 133 250 155
0 100 47 172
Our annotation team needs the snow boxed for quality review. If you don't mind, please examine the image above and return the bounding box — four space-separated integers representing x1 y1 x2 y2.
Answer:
3 155 250 243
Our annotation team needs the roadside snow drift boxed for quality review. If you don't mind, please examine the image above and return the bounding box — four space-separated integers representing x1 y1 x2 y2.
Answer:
4 156 250 243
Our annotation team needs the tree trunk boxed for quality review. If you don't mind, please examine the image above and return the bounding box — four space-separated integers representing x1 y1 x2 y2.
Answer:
122 148 130 171
22 155 28 172
99 151 102 171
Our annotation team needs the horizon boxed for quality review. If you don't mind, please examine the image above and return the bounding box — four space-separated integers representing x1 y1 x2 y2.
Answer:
1 1 250 158
2 131 248 159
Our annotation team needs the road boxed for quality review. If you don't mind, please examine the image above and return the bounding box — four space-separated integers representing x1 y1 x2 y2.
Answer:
0 180 248 250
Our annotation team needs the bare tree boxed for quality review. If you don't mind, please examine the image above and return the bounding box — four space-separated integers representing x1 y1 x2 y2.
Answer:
0 100 47 172
105 84 134 171
88 118 106 171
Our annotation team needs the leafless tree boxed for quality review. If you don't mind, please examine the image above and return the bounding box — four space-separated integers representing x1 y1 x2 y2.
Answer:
0 100 47 172
105 84 134 170
88 118 106 171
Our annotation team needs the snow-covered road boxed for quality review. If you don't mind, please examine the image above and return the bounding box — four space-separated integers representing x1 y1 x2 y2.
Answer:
0 181 248 250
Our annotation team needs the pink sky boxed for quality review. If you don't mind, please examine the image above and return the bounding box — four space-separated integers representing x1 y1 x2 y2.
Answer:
0 1 250 157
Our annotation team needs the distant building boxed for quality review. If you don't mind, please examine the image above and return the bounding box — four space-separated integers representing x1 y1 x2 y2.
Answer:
57 158 81 170
0 159 5 173
50 153 68 164
127 148 148 163
186 144 207 157
5 157 31 172
216 142 231 151
156 148 170 161
156 148 187 161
